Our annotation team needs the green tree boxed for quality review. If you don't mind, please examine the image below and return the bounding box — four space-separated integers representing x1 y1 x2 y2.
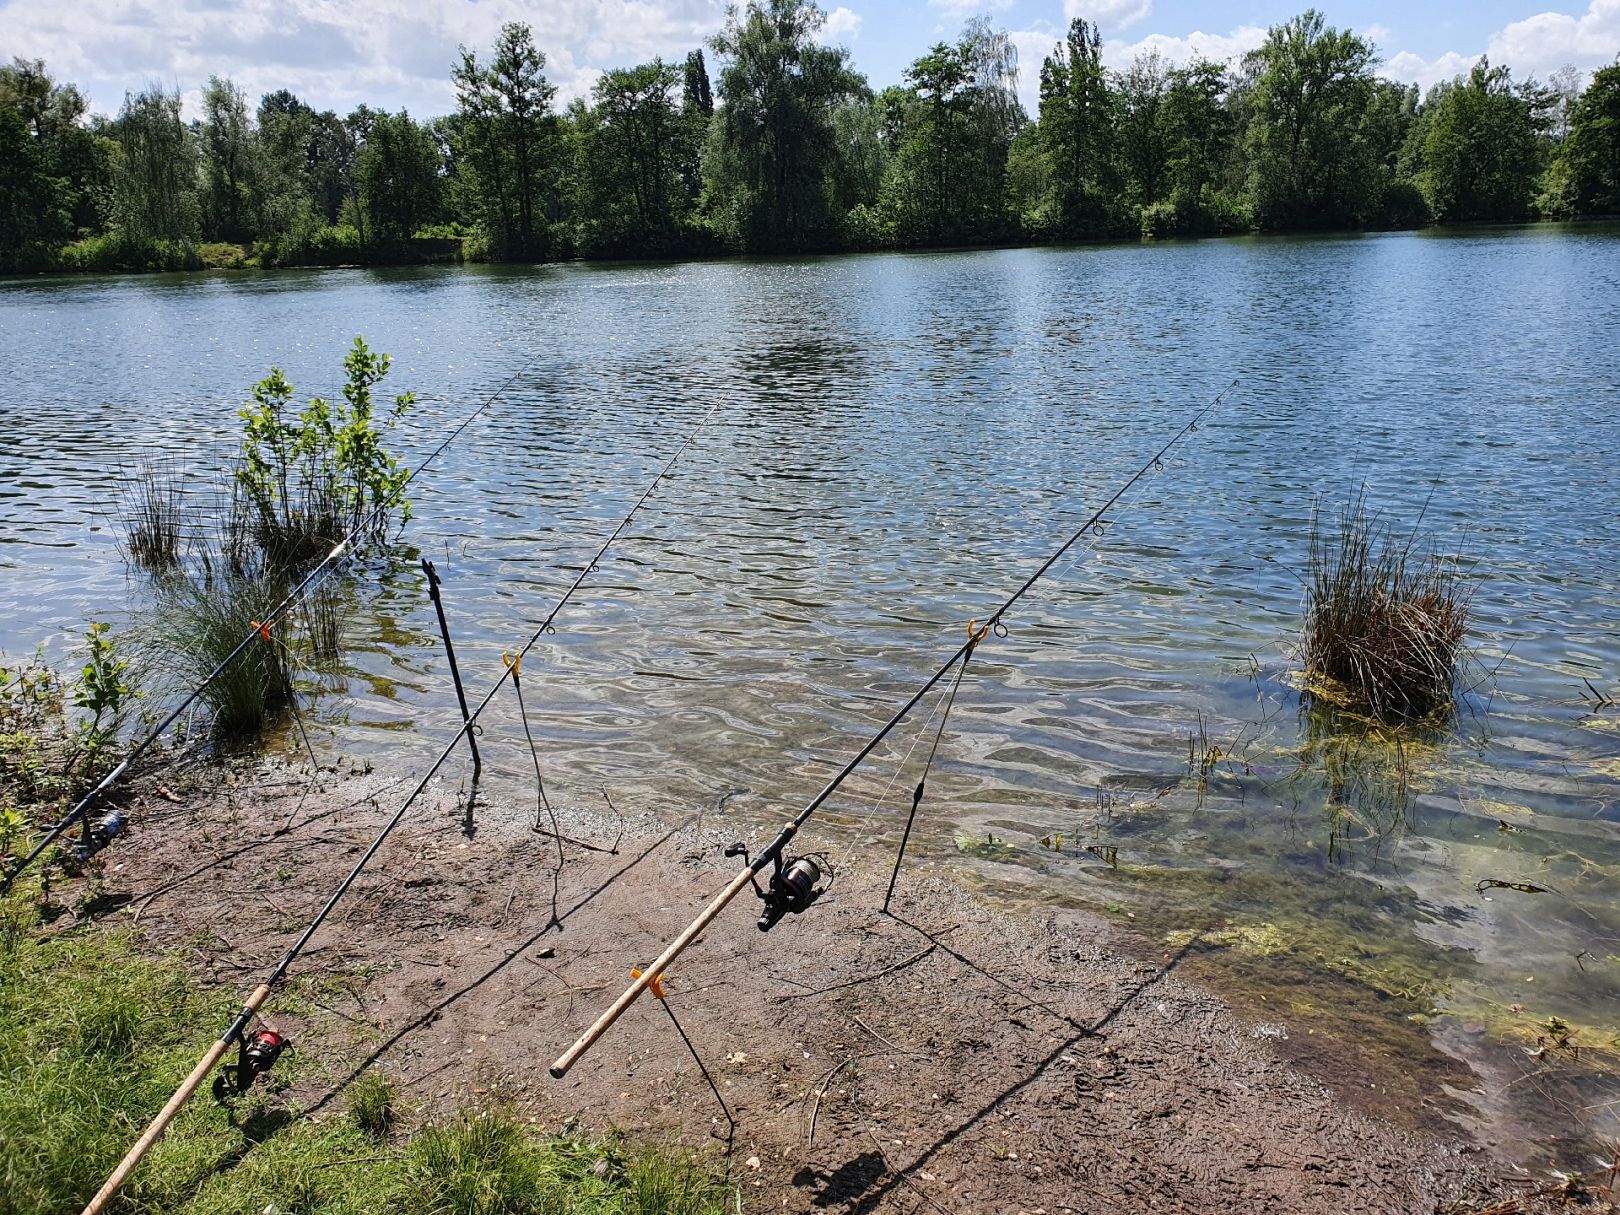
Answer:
1546 59 1620 215
1410 58 1548 222
1160 59 1237 220
0 57 109 241
1038 18 1118 233
594 61 685 243
111 85 198 242
881 21 1022 243
678 49 714 205
707 0 869 250
199 76 262 241
451 22 557 258
1117 50 1169 208
1241 10 1378 228
355 110 442 240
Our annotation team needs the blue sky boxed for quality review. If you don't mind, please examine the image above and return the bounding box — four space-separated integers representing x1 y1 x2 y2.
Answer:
3 0 1615 119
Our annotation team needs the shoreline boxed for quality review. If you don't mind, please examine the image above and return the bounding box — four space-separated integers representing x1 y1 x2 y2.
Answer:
12 757 1560 1213
6 216 1619 285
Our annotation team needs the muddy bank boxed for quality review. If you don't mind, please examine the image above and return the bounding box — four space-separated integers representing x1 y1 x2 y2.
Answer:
40 759 1571 1213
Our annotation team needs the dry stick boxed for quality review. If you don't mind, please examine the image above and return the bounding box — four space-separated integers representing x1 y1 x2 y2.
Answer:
773 942 937 1002
550 382 1234 1080
805 1057 855 1146
80 403 723 1215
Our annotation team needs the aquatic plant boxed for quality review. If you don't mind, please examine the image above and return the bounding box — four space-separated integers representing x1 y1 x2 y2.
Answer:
1303 490 1470 721
235 337 414 569
148 570 294 737
119 462 185 572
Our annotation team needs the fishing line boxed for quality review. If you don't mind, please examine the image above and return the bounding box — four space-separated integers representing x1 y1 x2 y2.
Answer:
4 354 545 894
79 398 724 1215
551 381 1236 1079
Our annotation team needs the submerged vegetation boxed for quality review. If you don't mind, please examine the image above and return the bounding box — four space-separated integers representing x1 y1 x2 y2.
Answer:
1303 492 1470 722
0 891 737 1215
5 6 1619 274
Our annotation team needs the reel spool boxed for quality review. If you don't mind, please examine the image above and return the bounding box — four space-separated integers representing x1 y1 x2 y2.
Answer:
212 1027 293 1102
724 843 824 932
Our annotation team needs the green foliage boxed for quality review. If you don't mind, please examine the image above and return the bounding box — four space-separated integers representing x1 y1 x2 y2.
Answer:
452 23 558 260
355 110 443 241
72 622 133 746
1408 58 1551 222
1242 10 1380 228
347 1069 395 1139
1546 59 1620 216
880 20 1023 244
706 0 869 250
235 336 413 565
4 14 1610 273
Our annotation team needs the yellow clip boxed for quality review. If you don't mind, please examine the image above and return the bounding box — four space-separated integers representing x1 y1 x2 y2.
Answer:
503 650 522 676
631 967 667 1000
967 619 990 649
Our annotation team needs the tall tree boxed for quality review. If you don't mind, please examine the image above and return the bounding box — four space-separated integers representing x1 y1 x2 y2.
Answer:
585 60 687 247
1410 58 1549 222
881 21 1022 242
1117 50 1169 208
1242 10 1378 228
452 23 557 258
1546 60 1620 216
354 109 442 240
112 85 198 242
199 77 260 241
707 0 868 250
1038 18 1117 233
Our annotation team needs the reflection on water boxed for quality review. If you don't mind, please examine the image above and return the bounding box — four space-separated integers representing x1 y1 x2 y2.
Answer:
2 228 1618 1162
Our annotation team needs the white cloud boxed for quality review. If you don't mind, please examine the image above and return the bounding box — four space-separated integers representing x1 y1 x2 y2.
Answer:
1100 23 1268 73
0 0 729 118
1064 0 1153 35
1361 24 1393 50
820 6 863 43
1381 0 1620 92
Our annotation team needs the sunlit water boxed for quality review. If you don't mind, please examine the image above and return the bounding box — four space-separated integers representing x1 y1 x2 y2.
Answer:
3 227 1617 1162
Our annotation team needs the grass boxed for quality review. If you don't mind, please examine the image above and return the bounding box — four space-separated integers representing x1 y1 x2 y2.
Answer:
147 569 294 737
120 463 186 572
1303 490 1470 721
0 890 737 1215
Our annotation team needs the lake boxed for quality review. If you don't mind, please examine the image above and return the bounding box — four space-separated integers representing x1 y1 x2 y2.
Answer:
2 227 1617 1162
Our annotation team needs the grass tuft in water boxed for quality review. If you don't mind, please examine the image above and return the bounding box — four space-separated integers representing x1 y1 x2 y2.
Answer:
120 462 186 573
1303 490 1470 722
148 570 293 737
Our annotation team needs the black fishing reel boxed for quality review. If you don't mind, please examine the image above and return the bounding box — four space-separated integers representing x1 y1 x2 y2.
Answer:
212 1027 293 1102
725 843 824 932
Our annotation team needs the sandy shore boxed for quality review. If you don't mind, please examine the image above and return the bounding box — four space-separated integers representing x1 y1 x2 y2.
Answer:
46 758 1557 1213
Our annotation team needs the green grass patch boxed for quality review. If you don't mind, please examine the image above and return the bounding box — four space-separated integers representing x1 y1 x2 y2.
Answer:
0 896 737 1214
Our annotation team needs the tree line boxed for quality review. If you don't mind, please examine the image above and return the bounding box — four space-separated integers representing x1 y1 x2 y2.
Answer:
3 2 1617 274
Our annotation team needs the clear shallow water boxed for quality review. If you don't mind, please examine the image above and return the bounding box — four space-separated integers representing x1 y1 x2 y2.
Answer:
2 229 1617 1158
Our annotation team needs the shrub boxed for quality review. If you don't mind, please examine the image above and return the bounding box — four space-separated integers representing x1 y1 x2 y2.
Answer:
1303 491 1470 721
235 337 414 567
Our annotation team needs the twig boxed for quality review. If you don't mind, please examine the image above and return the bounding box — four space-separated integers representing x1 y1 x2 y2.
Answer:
774 943 937 1002
805 1058 854 1146
852 1015 922 1057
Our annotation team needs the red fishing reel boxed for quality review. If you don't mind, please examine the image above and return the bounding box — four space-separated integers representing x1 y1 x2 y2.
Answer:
212 1027 293 1102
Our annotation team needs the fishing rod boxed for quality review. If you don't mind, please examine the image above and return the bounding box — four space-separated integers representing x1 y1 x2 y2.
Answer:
549 382 1235 1079
2 355 538 895
81 400 722 1215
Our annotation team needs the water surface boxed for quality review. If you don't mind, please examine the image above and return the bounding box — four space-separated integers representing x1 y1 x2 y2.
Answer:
3 228 1617 1160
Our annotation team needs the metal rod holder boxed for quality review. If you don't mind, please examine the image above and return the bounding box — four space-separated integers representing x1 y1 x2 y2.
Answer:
422 558 481 776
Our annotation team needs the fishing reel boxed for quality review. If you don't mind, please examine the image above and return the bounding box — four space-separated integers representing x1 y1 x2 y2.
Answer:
75 810 125 861
725 843 824 932
212 1027 293 1102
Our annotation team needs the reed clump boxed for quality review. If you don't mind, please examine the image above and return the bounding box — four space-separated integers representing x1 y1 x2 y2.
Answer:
1303 491 1470 722
120 462 184 572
